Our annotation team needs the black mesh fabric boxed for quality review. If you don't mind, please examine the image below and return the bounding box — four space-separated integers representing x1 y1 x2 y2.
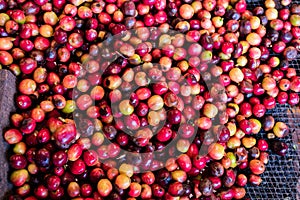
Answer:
245 1 300 199
245 104 300 199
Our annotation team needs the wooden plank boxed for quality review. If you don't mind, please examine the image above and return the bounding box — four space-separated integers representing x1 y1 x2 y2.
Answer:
0 70 16 199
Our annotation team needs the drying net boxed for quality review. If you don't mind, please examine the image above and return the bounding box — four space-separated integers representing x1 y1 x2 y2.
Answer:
245 104 300 199
245 1 300 199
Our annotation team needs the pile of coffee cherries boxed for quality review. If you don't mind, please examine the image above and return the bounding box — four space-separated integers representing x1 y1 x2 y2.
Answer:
1 0 300 199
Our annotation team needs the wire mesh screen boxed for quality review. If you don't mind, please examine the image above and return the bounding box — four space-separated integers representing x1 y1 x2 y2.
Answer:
245 104 300 199
245 1 300 199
